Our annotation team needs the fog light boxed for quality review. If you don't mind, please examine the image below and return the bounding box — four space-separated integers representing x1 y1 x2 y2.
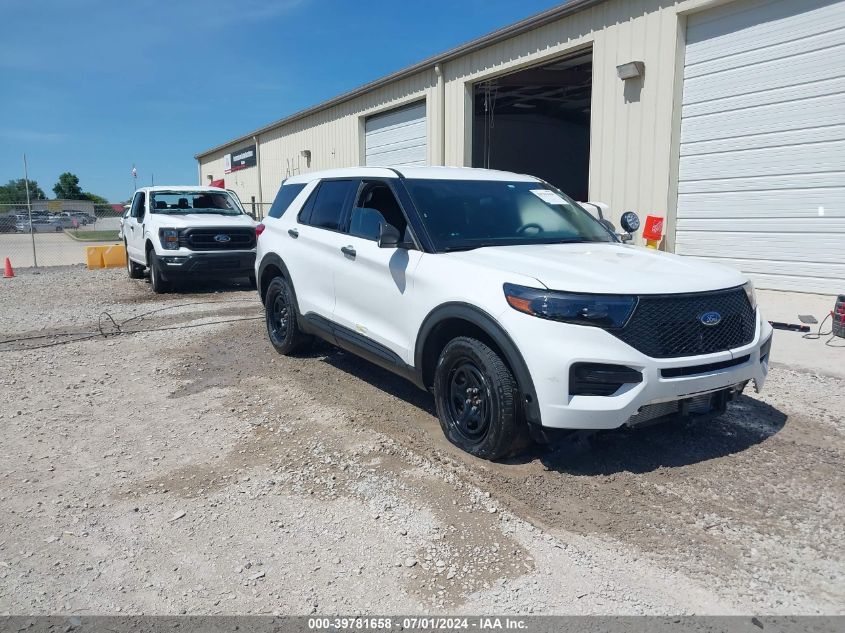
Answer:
161 256 186 264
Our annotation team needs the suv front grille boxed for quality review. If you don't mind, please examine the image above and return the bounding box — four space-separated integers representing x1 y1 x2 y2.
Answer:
179 227 255 251
612 287 755 358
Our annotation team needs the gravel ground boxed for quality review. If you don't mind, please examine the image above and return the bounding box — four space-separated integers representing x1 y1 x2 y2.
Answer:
1 267 843 615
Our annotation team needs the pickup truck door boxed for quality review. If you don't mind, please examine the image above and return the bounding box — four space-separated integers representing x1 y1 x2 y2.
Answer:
126 191 147 262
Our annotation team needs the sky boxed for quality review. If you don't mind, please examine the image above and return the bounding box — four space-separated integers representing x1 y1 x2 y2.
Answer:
0 0 564 202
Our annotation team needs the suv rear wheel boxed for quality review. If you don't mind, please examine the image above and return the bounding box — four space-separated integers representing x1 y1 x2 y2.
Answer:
433 337 522 460
265 276 312 354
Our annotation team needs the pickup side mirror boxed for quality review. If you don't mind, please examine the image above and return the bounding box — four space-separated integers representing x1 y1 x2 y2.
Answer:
377 222 401 248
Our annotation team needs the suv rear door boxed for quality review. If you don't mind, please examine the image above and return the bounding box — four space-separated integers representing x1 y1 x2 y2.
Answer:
283 179 357 321
331 179 423 364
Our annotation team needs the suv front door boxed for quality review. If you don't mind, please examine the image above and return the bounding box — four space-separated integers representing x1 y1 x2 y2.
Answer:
332 180 423 364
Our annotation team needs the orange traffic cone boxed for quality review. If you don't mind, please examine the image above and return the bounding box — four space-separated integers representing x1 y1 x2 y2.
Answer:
3 257 14 278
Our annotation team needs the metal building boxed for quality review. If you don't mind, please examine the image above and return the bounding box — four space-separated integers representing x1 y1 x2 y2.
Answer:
195 0 845 294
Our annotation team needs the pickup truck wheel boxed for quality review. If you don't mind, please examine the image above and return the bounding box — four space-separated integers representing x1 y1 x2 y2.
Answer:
126 244 144 279
433 337 521 460
149 253 171 294
265 277 311 354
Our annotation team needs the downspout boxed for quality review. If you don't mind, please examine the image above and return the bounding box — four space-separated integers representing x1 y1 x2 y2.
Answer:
434 64 446 166
253 134 264 218
196 159 202 186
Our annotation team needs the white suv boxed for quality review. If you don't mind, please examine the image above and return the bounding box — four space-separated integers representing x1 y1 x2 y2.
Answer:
255 167 772 460
124 186 257 293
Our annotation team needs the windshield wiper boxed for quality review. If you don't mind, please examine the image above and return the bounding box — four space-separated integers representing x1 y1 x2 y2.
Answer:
441 244 481 252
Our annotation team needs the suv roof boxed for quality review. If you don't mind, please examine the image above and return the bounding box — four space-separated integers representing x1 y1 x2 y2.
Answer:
284 166 541 185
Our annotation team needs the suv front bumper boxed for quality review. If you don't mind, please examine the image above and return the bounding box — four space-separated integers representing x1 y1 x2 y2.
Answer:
157 251 256 278
499 308 772 430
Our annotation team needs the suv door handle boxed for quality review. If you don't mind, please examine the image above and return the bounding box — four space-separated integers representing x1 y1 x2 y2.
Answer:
341 246 356 258
288 228 299 238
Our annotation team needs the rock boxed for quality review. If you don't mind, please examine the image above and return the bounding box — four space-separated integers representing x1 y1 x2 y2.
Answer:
403 557 418 568
168 511 186 522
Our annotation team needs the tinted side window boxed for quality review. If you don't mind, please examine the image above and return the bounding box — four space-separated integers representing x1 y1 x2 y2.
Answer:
267 183 306 219
304 180 356 231
130 192 146 219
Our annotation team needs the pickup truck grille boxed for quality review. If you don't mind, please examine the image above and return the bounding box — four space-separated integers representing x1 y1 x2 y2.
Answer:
612 287 755 358
179 227 255 251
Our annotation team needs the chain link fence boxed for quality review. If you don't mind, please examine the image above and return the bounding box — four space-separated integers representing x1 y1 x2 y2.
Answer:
0 201 125 268
1 198 271 269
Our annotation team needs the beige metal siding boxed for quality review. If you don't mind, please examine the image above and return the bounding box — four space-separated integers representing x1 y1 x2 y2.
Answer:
257 70 437 203
443 0 693 231
199 0 738 235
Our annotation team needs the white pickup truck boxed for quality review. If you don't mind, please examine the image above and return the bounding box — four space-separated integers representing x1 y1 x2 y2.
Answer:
124 186 257 293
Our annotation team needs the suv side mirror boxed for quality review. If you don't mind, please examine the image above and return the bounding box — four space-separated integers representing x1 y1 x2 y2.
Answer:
377 222 401 248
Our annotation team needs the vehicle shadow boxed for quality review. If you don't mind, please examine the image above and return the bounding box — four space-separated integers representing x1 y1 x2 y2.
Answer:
291 344 789 475
306 342 437 416
517 395 788 475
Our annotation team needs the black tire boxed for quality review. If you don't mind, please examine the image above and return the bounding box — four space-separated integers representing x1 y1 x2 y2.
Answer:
264 276 312 355
149 252 171 294
433 336 523 460
126 242 144 279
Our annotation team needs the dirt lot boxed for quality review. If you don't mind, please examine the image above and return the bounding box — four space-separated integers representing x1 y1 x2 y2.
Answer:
1 267 843 615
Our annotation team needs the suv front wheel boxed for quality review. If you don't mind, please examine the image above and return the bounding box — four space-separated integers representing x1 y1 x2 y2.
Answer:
433 337 522 460
265 276 312 355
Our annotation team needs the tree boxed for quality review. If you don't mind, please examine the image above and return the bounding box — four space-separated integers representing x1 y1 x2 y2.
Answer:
83 192 109 204
0 179 47 204
53 172 84 199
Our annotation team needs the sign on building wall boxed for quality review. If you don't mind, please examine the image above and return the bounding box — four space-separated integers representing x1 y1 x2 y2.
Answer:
224 144 257 173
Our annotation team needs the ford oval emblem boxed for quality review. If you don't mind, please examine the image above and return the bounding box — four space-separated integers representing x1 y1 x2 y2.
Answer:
214 234 231 243
700 311 722 326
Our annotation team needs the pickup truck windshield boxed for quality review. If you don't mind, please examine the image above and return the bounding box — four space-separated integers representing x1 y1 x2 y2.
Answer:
404 179 615 252
150 191 243 216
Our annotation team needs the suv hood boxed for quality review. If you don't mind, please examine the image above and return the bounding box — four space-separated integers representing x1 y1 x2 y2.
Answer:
447 243 747 294
151 214 256 229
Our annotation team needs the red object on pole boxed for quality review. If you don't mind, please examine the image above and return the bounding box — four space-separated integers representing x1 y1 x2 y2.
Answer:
3 257 14 278
642 215 665 242
210 178 225 188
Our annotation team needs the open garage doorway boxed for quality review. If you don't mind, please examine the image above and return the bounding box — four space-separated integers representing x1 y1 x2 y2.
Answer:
472 50 592 201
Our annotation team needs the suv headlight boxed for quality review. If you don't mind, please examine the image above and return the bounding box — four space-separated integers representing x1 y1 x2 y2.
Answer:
503 283 636 328
159 228 180 250
743 280 757 310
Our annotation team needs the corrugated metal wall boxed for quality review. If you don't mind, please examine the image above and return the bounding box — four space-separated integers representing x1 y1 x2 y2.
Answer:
198 0 725 232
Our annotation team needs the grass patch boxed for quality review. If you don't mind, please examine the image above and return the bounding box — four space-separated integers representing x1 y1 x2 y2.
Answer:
64 229 120 242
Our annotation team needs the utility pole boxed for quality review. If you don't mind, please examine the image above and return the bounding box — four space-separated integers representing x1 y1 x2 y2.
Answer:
23 154 37 268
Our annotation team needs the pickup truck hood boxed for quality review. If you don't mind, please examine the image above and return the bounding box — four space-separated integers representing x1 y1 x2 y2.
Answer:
447 243 747 294
151 214 256 229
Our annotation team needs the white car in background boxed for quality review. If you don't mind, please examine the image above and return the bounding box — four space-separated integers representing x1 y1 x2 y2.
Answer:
255 167 772 460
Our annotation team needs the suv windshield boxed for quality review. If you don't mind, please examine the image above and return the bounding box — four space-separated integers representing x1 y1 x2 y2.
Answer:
150 191 243 216
404 179 615 251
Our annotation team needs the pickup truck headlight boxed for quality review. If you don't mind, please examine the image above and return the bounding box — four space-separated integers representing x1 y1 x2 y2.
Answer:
503 283 636 328
743 280 757 310
159 228 180 250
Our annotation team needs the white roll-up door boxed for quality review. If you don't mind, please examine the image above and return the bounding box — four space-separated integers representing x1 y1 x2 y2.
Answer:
676 0 845 294
365 102 427 167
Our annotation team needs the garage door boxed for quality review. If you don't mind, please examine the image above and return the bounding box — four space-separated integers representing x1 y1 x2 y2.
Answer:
365 102 427 167
676 0 845 294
